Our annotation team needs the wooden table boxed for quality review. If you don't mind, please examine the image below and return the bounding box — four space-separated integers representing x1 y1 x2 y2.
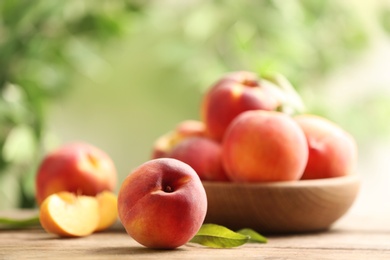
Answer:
1 209 389 260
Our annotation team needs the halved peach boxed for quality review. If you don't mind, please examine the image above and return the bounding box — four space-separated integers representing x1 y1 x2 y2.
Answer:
95 191 118 231
39 192 99 237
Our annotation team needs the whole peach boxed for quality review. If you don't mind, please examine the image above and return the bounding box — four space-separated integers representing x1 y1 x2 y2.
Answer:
222 110 308 182
117 158 207 249
201 71 282 141
167 136 229 181
35 142 117 205
294 114 358 179
151 120 205 159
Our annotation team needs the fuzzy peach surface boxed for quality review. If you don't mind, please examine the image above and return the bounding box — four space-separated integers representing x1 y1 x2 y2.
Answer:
117 158 207 249
222 110 308 182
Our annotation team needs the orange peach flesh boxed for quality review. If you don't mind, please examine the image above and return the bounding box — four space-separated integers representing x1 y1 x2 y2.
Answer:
39 192 99 237
95 191 118 231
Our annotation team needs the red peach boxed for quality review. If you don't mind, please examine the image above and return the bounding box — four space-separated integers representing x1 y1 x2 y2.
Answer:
117 158 207 249
222 110 308 182
201 71 282 141
35 142 117 205
151 120 205 159
294 114 358 179
167 136 229 181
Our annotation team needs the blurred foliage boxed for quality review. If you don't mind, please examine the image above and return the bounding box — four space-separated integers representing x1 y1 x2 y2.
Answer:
348 92 390 142
379 7 390 35
137 0 369 90
0 0 385 209
0 0 145 209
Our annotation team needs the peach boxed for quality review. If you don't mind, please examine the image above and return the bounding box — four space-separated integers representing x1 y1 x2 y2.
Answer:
151 120 205 159
35 142 117 205
294 114 358 179
95 191 118 232
222 110 308 182
167 136 229 181
39 192 99 237
117 158 207 249
201 71 282 141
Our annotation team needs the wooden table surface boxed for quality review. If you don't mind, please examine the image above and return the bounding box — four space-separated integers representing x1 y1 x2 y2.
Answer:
1 208 389 260
2 172 390 260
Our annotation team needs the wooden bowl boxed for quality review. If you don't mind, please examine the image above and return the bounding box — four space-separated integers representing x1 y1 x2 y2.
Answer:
202 175 360 234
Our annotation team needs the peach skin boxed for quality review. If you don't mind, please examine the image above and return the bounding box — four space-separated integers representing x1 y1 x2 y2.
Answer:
117 158 207 249
201 71 282 141
222 110 308 182
294 114 358 179
35 142 117 205
167 136 229 181
151 120 205 159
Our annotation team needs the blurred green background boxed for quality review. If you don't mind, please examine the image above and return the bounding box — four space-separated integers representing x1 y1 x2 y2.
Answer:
1 0 390 210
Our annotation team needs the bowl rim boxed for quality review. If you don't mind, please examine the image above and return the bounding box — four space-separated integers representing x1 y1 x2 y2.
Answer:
202 174 360 188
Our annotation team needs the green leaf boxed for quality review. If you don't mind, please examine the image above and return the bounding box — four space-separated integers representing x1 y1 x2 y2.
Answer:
236 228 268 243
0 215 40 229
190 224 249 248
262 73 306 116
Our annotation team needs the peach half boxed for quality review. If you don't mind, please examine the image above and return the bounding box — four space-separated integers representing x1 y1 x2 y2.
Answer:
95 191 118 232
39 191 118 237
39 192 99 237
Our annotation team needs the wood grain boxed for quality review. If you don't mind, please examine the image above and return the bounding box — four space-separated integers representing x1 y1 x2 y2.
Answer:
203 175 360 233
1 175 389 260
0 212 389 260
